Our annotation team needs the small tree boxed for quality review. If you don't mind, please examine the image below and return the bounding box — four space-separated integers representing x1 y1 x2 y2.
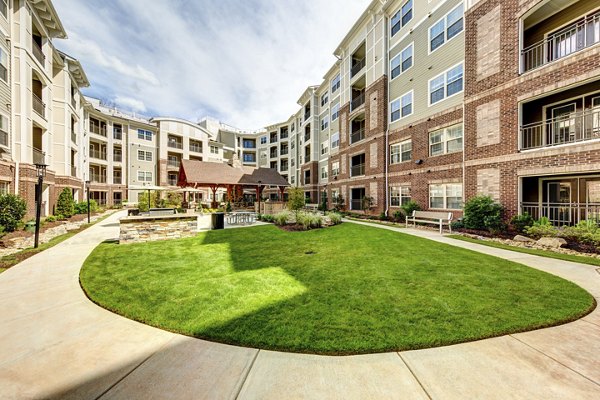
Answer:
463 195 504 233
287 187 306 220
0 194 27 232
319 192 328 212
401 200 421 218
333 194 345 212
361 196 375 213
164 191 183 209
56 188 75 218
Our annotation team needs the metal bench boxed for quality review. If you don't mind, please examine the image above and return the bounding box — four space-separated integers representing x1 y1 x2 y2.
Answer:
406 211 453 234
226 212 256 225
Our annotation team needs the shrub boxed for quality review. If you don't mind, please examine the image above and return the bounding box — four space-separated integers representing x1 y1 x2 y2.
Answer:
561 220 600 246
393 210 404 222
333 195 345 212
261 214 275 223
45 215 57 223
294 212 323 230
0 194 27 232
525 217 559 239
361 196 375 212
450 220 464 230
56 188 75 218
287 187 306 214
274 211 291 226
164 191 183 209
327 212 342 225
463 195 504 232
226 201 232 212
137 192 161 212
75 200 99 214
319 194 328 212
401 201 421 218
510 213 534 234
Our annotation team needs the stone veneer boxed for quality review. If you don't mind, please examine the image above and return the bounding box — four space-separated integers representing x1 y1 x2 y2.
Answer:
120 214 198 244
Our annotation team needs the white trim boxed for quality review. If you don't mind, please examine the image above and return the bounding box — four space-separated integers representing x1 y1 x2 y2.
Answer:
427 61 464 107
428 3 464 55
390 41 414 81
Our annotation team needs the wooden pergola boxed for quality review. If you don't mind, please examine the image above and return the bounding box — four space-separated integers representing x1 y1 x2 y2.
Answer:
177 160 289 207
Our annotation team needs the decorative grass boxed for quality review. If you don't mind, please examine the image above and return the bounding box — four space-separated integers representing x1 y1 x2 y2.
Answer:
81 224 594 355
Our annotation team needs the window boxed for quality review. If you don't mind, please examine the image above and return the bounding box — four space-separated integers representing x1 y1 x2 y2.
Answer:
430 183 463 209
390 43 413 79
429 63 463 105
210 145 219 154
137 171 153 182
390 186 411 207
291 176 296 184
331 132 340 149
429 124 463 156
390 140 412 164
137 129 152 141
0 181 8 195
321 92 329 107
331 161 340 177
0 0 6 19
321 166 328 179
0 47 7 82
391 0 413 37
260 136 267 145
331 74 341 93
331 103 340 121
321 141 329 155
321 115 329 131
137 150 152 161
429 4 464 52
391 91 413 122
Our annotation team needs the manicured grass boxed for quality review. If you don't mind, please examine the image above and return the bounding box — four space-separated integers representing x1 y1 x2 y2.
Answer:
81 224 595 355
449 235 600 267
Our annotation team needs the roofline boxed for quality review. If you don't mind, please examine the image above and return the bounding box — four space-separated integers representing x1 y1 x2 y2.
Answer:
57 50 90 88
30 0 67 39
333 0 386 57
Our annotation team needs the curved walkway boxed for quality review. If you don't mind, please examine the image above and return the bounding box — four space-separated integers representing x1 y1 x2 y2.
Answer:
0 212 598 399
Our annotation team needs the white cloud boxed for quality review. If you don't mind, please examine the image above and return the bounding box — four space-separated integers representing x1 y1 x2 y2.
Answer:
114 96 147 112
53 0 368 129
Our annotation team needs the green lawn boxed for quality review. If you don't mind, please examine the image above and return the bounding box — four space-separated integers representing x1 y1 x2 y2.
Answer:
449 235 600 267
81 224 595 355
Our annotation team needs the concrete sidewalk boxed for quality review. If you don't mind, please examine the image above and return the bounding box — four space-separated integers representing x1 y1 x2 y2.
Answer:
0 213 598 399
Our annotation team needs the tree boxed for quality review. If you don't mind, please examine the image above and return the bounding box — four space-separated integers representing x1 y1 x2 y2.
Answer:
56 188 75 218
0 194 27 232
333 194 345 212
361 196 375 213
287 187 306 220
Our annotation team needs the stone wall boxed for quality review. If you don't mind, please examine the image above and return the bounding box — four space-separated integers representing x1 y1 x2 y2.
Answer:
120 215 198 244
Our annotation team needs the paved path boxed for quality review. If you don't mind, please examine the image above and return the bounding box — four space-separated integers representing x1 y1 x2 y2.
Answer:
0 212 598 399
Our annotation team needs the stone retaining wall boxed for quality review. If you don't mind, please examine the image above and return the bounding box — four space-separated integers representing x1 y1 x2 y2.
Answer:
119 215 198 244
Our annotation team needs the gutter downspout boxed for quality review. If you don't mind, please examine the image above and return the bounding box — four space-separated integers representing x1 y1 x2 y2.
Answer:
383 9 390 217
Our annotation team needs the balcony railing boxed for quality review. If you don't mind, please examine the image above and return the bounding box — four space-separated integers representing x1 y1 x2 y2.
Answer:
33 148 45 164
190 143 202 153
280 148 288 156
305 154 311 163
521 107 600 150
90 125 107 137
168 159 181 168
32 93 45 118
243 142 256 149
168 141 183 150
89 173 107 184
351 163 365 177
304 132 310 142
71 131 77 144
521 202 600 226
71 166 77 177
280 131 289 140
350 127 365 144
0 129 7 147
32 40 44 65
89 149 107 160
113 129 122 140
270 136 278 144
351 93 365 111
168 178 178 186
114 154 122 162
71 97 76 109
113 174 122 184
522 12 600 72
351 199 363 211
351 58 366 78
304 111 311 121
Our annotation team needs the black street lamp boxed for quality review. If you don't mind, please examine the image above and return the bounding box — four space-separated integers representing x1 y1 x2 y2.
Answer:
85 180 91 223
257 180 262 214
34 163 47 249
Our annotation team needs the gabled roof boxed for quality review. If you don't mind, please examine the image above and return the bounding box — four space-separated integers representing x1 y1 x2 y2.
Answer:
31 0 67 39
57 50 90 88
178 160 289 188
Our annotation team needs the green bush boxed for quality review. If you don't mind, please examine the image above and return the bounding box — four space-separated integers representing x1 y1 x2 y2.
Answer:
450 220 464 230
74 200 98 214
333 195 345 212
294 212 323 230
226 201 232 212
287 187 305 213
327 212 343 225
510 213 534 234
393 210 403 222
463 195 504 232
401 201 421 218
274 211 291 226
379 212 388 221
45 215 57 223
0 194 27 232
261 214 275 223
56 188 75 218
561 220 600 246
525 217 559 239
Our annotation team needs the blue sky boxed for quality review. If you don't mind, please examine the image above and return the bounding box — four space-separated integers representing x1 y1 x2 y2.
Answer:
53 0 368 129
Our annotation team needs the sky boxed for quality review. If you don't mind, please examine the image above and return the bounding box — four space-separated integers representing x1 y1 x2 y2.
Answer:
52 0 368 130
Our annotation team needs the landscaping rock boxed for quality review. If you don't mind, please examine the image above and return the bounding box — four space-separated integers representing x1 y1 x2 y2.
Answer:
536 237 568 249
514 235 535 243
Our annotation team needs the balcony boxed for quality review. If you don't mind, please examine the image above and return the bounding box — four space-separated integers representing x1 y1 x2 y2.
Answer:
90 124 107 137
190 143 202 153
113 129 122 140
32 40 44 65
522 10 600 73
89 149 107 160
71 166 77 177
350 127 365 144
351 163 365 177
114 153 122 162
168 177 178 186
71 97 76 109
351 58 366 78
270 135 278 144
350 93 365 112
304 111 311 122
168 159 181 168
33 148 45 164
280 148 289 156
32 93 45 118
113 173 122 185
71 131 77 144
351 199 363 211
243 141 256 149
521 107 600 150
0 128 7 147
168 140 183 150
280 130 289 140
89 173 107 184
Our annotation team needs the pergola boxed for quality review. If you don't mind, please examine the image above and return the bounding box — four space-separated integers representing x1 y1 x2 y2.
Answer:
177 160 289 207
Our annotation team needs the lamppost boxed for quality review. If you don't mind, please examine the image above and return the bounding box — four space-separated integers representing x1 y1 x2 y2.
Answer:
257 180 262 214
85 180 91 224
33 163 47 249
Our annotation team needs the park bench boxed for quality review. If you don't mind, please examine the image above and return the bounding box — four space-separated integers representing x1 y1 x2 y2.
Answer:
304 204 319 212
406 211 453 234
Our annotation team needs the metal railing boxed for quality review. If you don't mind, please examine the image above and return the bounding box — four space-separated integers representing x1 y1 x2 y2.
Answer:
304 132 310 141
113 153 122 162
520 202 600 226
280 131 289 140
168 140 183 149
522 12 600 72
351 163 365 177
71 97 76 109
89 149 107 160
113 129 122 140
270 151 278 158
168 178 178 186
32 93 45 118
521 107 600 150
33 148 45 164
351 93 365 111
304 111 311 121
113 173 122 184
270 136 278 144
32 40 45 65
351 199 363 211
71 131 77 144
190 143 202 153
89 173 107 184
90 124 107 137
243 142 256 149
71 166 77 177
350 127 365 144
167 159 181 168
0 129 7 146
280 148 288 156
351 58 366 78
